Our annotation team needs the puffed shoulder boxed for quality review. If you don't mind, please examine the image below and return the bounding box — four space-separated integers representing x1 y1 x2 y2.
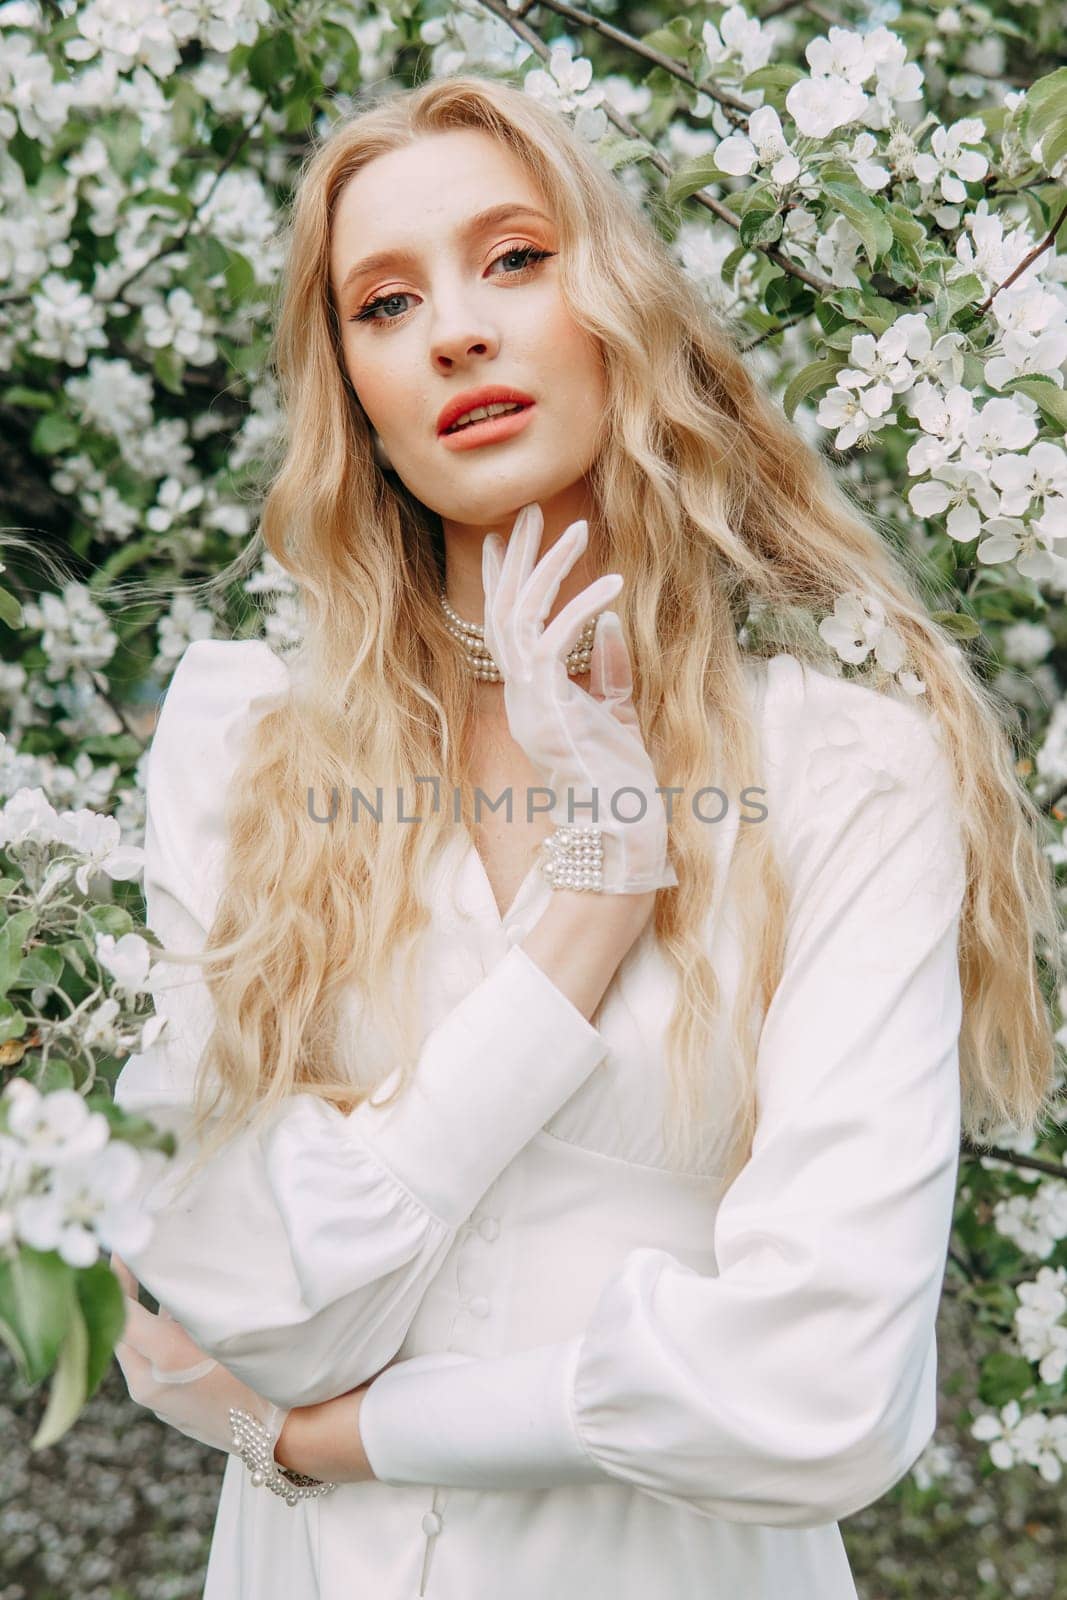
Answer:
744 651 965 899
749 651 954 798
146 638 291 930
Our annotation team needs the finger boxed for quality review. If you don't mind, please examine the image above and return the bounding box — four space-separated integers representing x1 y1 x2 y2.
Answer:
494 502 542 622
540 574 624 663
518 518 590 634
587 611 641 731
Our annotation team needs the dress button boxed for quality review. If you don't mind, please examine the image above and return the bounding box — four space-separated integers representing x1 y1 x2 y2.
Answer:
477 1216 500 1241
468 1295 490 1318
421 1511 443 1536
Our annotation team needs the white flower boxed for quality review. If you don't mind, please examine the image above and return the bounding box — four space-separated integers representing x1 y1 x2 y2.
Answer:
145 475 204 535
1000 621 1054 667
816 385 894 450
786 75 868 139
963 395 1041 462
1014 1265 1067 1386
908 460 1002 542
990 442 1067 518
715 106 800 186
524 44 607 143
3 1080 110 1169
53 805 145 891
971 1400 1030 1471
701 7 773 77
974 518 1067 585
913 119 988 204
95 931 154 999
13 1140 151 1269
843 131 891 191
836 325 918 412
818 591 907 675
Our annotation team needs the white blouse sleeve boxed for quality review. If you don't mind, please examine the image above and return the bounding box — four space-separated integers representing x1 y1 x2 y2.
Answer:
113 638 609 1411
357 655 969 1528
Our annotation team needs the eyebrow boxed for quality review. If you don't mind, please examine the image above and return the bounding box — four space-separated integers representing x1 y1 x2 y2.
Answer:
337 202 555 300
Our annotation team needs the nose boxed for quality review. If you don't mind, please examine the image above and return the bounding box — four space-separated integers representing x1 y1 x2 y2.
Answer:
429 294 501 371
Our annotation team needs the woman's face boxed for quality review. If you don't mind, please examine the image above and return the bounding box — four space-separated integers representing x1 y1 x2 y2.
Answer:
329 128 608 535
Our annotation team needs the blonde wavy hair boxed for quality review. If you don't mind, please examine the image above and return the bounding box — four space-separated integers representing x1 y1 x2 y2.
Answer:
156 72 1060 1191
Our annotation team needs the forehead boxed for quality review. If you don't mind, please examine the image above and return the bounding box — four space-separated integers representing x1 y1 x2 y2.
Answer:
330 128 548 275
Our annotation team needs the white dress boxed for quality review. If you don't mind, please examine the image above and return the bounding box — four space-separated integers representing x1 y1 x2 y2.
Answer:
113 637 968 1600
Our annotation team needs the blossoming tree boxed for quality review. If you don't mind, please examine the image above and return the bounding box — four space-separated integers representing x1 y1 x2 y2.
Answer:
0 0 1065 1560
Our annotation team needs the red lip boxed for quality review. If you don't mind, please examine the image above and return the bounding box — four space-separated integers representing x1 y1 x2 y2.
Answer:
436 385 536 436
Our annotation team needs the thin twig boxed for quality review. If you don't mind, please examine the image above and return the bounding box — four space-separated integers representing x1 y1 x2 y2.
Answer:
977 201 1067 314
960 1141 1067 1181
525 0 754 117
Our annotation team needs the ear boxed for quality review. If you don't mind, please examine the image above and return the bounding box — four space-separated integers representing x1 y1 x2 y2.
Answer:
587 612 640 731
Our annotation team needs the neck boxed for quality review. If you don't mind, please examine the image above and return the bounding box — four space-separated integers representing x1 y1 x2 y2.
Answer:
439 486 600 627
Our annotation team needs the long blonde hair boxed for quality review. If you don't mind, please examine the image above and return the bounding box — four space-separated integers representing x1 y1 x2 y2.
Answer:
159 73 1060 1191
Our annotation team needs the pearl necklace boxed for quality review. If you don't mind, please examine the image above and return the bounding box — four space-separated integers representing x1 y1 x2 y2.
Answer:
438 589 599 683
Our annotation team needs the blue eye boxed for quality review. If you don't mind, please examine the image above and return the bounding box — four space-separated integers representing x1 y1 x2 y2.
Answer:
349 245 555 327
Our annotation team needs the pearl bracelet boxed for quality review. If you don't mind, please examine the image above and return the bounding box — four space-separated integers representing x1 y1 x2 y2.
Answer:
538 824 605 892
229 1407 339 1507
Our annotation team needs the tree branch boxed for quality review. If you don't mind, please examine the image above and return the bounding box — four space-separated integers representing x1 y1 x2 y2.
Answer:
977 200 1067 314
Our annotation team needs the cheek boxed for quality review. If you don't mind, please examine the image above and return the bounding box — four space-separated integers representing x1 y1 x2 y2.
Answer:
547 313 606 410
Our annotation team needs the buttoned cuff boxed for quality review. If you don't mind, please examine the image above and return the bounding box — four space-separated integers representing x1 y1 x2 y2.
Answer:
349 945 609 1226
358 1336 611 1489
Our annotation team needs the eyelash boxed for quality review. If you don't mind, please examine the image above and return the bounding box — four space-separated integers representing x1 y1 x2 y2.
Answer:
349 243 556 327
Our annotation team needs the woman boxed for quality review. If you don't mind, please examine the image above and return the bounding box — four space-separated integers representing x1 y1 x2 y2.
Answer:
111 73 1060 1600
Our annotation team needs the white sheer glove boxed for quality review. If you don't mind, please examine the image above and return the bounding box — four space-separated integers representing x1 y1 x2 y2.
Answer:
482 502 678 894
111 1253 287 1459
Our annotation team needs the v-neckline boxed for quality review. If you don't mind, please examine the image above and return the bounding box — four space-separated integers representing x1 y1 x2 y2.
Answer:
460 831 547 930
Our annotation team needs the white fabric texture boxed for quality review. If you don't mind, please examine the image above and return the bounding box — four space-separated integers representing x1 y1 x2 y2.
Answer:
113 637 967 1600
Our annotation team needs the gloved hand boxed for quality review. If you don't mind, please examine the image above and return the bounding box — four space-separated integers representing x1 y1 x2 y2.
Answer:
482 502 678 895
111 1253 287 1460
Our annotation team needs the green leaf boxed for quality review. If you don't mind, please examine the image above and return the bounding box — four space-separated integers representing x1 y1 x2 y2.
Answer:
764 274 815 317
665 154 724 207
152 346 185 397
0 585 23 629
931 610 982 639
977 1351 1035 1407
75 1258 127 1401
1019 68 1067 176
782 358 842 421
246 30 298 90
30 412 78 455
15 946 64 989
595 133 658 173
0 908 36 997
224 248 257 303
0 1248 78 1388
741 64 804 95
187 233 230 282
28 1058 76 1093
31 1295 89 1450
639 18 696 61
1 386 55 410
1002 376 1067 430
0 998 28 1044
720 243 751 285
820 181 894 268
739 208 783 248
135 188 195 219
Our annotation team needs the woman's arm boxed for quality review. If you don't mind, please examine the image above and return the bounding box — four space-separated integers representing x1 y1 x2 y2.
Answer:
114 638 647 1412
339 658 970 1527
